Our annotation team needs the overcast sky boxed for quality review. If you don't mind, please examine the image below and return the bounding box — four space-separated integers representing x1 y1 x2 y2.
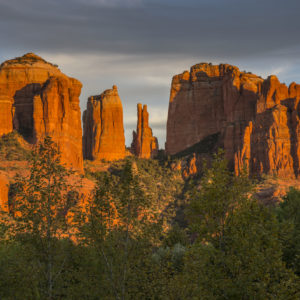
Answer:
1 0 300 147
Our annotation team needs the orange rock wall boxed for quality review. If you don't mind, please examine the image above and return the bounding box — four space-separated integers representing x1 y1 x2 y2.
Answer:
0 53 83 170
34 76 83 170
83 85 126 161
131 103 158 158
166 63 300 178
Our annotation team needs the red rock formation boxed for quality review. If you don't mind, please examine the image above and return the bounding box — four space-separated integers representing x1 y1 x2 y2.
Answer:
0 95 14 136
0 53 83 170
131 103 158 158
166 63 300 178
166 64 232 155
83 85 126 161
0 172 9 212
34 76 83 169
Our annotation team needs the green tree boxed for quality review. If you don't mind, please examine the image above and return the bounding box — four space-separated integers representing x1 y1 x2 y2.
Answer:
79 160 163 299
277 187 300 275
11 136 81 299
0 213 39 299
178 151 299 299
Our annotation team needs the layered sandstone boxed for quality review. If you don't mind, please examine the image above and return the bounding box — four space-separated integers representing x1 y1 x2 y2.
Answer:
0 53 83 170
166 63 300 178
131 103 159 158
83 85 126 161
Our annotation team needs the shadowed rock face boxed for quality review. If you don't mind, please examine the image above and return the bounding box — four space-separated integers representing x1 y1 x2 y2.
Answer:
83 85 126 161
166 63 300 178
0 53 83 170
131 103 158 158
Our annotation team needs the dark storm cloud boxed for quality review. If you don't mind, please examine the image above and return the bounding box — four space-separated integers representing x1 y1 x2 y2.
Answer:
1 0 300 146
1 0 300 58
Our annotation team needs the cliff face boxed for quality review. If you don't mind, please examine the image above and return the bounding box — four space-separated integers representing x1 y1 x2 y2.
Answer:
35 76 83 169
0 53 83 170
83 85 126 161
131 103 159 158
166 63 300 178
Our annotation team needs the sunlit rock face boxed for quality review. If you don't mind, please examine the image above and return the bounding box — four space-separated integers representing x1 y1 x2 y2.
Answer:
0 172 9 212
166 63 300 178
35 76 83 170
83 85 126 161
131 103 159 159
0 53 83 170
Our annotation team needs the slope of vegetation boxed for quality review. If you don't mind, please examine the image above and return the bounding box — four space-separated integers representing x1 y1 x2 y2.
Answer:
85 156 185 224
0 139 299 299
0 131 31 161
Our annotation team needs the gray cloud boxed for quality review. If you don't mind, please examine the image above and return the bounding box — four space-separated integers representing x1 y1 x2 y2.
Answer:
1 0 300 146
1 0 300 57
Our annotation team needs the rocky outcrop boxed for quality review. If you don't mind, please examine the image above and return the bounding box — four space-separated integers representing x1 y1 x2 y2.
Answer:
83 85 126 161
0 172 9 212
166 63 300 178
0 53 83 170
131 103 158 158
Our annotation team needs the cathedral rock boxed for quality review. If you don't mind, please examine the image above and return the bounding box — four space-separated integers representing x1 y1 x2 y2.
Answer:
131 103 158 158
83 85 126 161
0 53 83 170
166 63 300 178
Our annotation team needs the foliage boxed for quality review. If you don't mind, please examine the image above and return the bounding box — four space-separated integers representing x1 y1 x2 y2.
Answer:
276 187 300 275
0 147 299 298
0 237 105 299
87 157 185 225
186 149 253 243
179 150 300 299
0 239 40 299
133 157 184 218
78 160 165 299
10 136 81 299
0 131 31 161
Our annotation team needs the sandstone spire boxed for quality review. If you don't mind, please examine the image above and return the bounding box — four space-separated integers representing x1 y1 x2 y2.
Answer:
166 62 300 178
83 85 126 161
131 103 158 158
0 53 83 170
